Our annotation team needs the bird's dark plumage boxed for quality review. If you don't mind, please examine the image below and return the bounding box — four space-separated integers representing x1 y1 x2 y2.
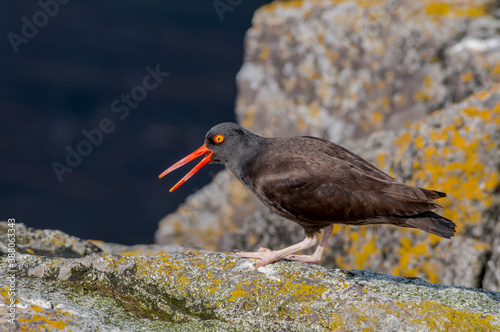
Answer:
160 122 456 267
243 135 455 238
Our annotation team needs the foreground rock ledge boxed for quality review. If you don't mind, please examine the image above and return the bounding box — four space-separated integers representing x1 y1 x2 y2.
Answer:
2 252 500 331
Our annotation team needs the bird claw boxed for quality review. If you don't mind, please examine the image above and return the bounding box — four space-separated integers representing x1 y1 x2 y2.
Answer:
236 250 279 268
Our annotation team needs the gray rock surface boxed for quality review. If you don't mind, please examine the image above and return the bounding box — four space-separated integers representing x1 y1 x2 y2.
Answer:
3 223 500 330
237 0 500 140
0 222 102 258
236 1 500 143
3 251 500 331
1 278 245 332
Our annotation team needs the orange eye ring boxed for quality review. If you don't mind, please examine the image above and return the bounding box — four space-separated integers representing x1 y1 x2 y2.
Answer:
214 134 224 143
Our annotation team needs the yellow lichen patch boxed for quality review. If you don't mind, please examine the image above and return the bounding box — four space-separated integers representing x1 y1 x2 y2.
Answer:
372 111 383 125
0 287 20 305
413 90 433 102
355 237 380 269
121 249 169 257
424 75 433 89
415 301 496 330
395 132 412 148
485 172 499 191
356 0 387 8
468 108 491 122
228 179 251 205
425 2 450 15
0 287 8 299
454 6 486 17
228 287 247 302
248 234 258 246
121 249 147 256
425 1 486 17
461 72 474 83
241 106 257 128
393 238 430 280
492 63 500 75
298 118 307 130
422 261 439 283
31 305 43 313
474 242 492 252
205 278 221 295
414 136 424 149
375 152 388 169
258 0 305 14
310 105 320 118
258 46 272 62
474 90 491 100
19 314 69 330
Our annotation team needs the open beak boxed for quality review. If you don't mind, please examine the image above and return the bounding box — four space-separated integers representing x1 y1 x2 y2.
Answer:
158 145 213 192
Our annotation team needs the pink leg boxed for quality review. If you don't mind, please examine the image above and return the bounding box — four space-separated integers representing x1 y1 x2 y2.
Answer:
236 235 318 268
285 225 334 264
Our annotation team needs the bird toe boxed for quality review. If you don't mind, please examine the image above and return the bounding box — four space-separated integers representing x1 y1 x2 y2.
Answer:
236 250 279 267
285 254 321 265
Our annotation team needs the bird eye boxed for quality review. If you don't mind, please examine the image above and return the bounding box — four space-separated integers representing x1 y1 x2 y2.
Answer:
214 134 224 143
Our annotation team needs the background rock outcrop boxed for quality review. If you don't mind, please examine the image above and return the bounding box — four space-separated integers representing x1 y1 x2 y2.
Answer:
0 222 102 258
156 0 500 289
237 0 500 140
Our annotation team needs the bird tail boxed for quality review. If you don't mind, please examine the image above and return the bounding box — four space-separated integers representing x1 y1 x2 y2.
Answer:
418 188 446 199
402 211 456 238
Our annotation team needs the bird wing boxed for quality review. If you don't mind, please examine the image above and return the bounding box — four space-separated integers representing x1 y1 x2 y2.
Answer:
251 137 438 224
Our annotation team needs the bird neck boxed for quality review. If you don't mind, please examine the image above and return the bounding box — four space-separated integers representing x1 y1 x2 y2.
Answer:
225 135 270 188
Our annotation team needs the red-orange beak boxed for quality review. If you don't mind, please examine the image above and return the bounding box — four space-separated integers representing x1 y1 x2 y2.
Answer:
159 145 213 192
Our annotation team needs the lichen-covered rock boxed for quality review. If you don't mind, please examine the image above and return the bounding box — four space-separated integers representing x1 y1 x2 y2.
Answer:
88 239 208 256
155 0 500 289
483 221 500 290
0 222 102 258
237 0 500 140
0 278 249 332
3 251 500 331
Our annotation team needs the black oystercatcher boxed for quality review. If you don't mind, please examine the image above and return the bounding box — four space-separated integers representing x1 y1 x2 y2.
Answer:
159 122 456 268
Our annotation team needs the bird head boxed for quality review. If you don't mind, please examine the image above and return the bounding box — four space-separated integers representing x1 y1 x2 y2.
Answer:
159 122 254 192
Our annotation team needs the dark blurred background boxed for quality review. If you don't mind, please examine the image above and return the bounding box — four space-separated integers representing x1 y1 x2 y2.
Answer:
0 1 272 244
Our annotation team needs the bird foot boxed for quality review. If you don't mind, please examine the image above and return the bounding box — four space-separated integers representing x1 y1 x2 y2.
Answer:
236 250 279 268
284 254 321 265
